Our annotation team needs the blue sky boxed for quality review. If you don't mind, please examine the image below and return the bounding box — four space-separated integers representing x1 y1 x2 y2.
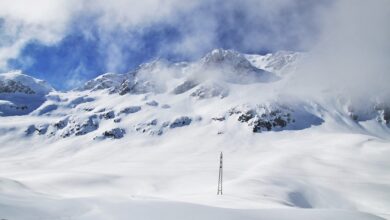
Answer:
0 0 329 90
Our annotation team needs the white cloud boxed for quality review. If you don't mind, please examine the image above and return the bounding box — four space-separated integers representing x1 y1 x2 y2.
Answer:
285 0 390 102
0 0 202 71
2 0 388 100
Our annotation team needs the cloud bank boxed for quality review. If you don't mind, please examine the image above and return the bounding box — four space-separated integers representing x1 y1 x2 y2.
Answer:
286 0 390 102
0 0 389 97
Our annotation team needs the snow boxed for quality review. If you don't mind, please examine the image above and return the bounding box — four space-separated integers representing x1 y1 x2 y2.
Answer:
0 70 53 95
0 49 389 220
245 51 301 76
0 71 54 116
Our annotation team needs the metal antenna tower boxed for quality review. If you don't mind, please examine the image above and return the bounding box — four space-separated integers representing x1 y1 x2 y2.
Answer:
217 152 223 195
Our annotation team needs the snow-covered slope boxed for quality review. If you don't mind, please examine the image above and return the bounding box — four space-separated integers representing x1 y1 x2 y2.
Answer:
0 49 389 220
0 71 53 116
245 50 301 76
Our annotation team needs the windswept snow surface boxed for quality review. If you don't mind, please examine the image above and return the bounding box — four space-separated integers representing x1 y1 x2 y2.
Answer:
0 50 389 220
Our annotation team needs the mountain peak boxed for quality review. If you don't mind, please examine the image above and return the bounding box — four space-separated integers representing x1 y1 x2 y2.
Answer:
201 48 252 69
0 71 54 116
0 70 53 95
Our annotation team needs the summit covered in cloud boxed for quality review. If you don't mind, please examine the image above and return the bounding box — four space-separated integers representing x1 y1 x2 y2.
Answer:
0 0 329 89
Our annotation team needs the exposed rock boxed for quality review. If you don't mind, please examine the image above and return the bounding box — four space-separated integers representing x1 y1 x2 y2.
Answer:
190 83 228 99
36 124 49 135
212 116 226 121
170 116 192 129
101 128 126 139
95 108 106 113
99 110 115 120
119 78 163 95
59 115 99 138
25 125 37 135
53 118 68 129
79 73 127 92
119 106 141 114
238 110 255 123
24 124 48 135
161 104 171 109
0 80 35 94
135 119 162 135
223 104 322 133
172 80 198 94
74 116 99 136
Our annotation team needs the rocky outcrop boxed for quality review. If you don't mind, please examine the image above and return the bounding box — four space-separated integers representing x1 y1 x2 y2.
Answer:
59 115 99 138
119 106 141 114
215 103 323 133
101 128 126 139
190 83 228 99
99 111 115 120
172 80 199 94
79 73 127 92
0 71 53 116
169 116 192 129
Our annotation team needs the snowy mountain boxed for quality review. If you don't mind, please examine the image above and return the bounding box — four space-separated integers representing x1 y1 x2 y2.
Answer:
0 71 53 116
245 50 301 76
0 49 389 220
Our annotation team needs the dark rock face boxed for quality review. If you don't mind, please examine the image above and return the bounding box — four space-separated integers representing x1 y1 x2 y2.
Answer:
25 125 37 135
25 124 49 135
219 104 322 133
102 128 126 139
119 106 141 114
100 111 115 120
74 116 99 136
235 108 291 132
240 108 292 132
169 116 192 129
237 110 255 123
118 79 162 95
60 115 99 138
173 80 198 94
212 116 226 121
252 119 273 132
36 125 49 135
54 118 68 129
0 80 35 94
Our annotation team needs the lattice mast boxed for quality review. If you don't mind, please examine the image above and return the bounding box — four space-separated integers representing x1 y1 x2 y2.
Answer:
217 152 223 195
